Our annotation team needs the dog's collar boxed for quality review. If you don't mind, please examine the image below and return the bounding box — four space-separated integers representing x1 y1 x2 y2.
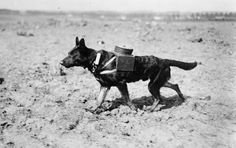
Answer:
92 52 116 74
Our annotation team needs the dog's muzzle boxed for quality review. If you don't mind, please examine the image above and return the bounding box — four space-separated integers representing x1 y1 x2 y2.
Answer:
60 60 69 68
60 60 64 66
60 60 73 68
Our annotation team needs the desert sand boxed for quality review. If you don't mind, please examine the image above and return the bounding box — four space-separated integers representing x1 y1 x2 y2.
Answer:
0 12 236 148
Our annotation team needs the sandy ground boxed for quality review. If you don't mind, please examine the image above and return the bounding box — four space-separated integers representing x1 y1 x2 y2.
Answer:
0 13 236 148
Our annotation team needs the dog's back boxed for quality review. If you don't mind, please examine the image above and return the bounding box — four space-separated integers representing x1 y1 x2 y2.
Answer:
95 50 197 85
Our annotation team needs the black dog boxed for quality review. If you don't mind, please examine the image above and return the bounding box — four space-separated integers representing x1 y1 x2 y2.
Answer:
61 37 198 113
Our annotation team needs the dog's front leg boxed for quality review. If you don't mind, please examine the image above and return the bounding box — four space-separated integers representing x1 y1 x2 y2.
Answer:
117 84 136 111
86 86 110 113
96 86 110 108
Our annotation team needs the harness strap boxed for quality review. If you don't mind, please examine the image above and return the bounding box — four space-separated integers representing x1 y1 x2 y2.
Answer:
94 53 101 65
92 52 101 73
100 69 117 75
101 56 116 69
92 52 116 75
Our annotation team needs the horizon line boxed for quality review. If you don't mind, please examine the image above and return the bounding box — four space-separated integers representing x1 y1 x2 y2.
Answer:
1 8 236 14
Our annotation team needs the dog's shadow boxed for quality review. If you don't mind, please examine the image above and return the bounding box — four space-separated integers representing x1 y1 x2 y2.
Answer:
100 95 186 112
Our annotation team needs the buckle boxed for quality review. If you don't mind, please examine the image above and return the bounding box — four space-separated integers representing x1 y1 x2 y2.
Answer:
92 64 98 73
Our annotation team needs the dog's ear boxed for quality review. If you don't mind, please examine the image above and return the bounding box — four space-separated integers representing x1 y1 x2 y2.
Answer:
75 37 79 46
80 38 86 47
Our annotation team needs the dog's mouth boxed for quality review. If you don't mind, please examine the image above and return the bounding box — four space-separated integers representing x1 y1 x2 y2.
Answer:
61 64 71 68
60 61 72 68
60 56 76 68
60 59 83 68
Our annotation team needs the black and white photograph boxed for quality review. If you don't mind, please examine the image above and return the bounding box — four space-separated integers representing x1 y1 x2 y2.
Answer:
0 0 236 147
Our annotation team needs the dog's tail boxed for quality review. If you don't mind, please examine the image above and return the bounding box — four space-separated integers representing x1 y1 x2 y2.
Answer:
164 59 198 70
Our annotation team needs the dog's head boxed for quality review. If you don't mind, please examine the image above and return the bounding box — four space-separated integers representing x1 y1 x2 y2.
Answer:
60 37 91 68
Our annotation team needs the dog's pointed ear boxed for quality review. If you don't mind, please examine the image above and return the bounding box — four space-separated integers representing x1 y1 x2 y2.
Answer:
80 38 86 47
75 37 79 46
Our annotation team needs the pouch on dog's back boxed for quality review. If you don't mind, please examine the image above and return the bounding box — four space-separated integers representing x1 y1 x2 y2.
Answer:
114 46 135 72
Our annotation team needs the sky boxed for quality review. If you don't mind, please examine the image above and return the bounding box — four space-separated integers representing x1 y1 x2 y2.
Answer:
0 0 236 12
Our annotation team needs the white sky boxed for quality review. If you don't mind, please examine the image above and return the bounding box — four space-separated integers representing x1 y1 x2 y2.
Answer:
0 0 236 12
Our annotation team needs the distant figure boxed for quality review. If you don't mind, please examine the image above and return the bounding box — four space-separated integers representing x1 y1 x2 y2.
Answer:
0 78 4 84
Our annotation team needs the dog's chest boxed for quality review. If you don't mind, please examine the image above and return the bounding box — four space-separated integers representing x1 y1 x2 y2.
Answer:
93 73 123 86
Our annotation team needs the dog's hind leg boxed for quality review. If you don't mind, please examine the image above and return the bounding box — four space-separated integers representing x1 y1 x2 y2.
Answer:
117 84 136 110
147 81 162 112
164 82 185 101
147 68 170 112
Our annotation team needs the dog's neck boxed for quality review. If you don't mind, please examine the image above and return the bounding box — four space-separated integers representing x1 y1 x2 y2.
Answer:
84 48 97 71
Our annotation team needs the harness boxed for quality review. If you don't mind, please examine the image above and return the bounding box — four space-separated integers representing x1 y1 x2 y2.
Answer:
92 52 117 75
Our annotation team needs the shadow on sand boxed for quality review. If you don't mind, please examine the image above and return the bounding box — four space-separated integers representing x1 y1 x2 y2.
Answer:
100 95 186 113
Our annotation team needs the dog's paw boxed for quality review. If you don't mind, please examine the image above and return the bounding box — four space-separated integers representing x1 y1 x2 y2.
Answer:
143 105 149 111
144 104 163 112
84 106 104 114
127 102 137 111
84 108 96 113
143 106 154 112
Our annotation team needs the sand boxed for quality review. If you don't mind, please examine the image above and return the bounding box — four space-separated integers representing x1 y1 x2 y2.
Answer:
0 13 236 148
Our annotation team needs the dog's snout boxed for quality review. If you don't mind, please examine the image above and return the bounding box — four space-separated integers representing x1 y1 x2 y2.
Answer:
60 60 64 65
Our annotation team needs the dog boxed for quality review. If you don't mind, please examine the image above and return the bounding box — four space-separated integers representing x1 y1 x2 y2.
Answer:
60 37 198 113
